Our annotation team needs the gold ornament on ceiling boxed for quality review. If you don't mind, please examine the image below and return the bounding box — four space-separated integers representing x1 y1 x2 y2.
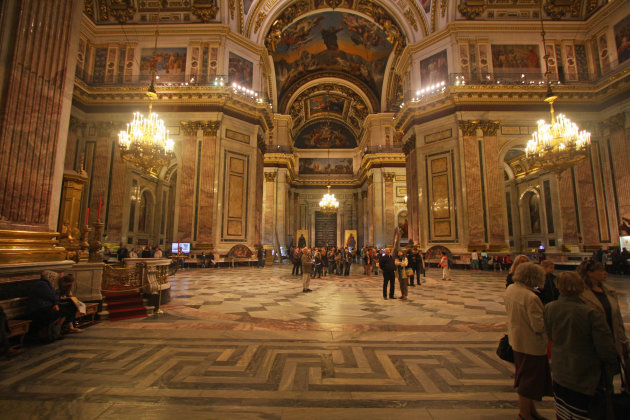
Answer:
404 8 418 31
457 0 486 20
85 0 96 20
543 0 581 20
109 0 136 23
191 0 219 22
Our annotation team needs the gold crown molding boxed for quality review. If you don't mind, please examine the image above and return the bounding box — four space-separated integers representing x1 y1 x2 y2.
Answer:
0 230 67 264
458 1 485 20
544 0 581 20
264 172 277 182
202 121 221 136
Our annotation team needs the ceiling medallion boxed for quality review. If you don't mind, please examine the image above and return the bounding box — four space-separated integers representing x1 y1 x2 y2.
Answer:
192 0 218 22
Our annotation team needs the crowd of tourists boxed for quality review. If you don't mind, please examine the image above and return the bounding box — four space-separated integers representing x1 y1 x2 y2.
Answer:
504 256 629 420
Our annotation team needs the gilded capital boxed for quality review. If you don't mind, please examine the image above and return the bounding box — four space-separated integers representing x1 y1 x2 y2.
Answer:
479 120 501 136
180 121 198 136
264 172 276 182
202 121 221 137
366 175 374 186
458 120 479 137
383 172 396 182
192 1 219 23
361 190 368 199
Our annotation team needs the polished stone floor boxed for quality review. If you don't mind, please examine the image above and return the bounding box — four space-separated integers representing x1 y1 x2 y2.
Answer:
1 264 628 420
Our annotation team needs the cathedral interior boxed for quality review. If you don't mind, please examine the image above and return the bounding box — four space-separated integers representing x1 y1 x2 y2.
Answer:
1 0 630 418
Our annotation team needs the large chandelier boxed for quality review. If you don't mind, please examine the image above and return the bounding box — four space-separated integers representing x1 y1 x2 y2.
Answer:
117 5 175 177
319 185 339 214
525 12 591 174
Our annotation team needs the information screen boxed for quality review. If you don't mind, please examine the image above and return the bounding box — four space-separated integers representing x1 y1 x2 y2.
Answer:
171 242 190 254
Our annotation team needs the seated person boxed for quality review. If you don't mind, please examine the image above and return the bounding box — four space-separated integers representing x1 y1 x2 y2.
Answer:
25 271 78 342
56 274 83 333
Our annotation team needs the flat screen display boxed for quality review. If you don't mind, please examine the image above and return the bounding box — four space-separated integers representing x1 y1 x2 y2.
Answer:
171 242 190 254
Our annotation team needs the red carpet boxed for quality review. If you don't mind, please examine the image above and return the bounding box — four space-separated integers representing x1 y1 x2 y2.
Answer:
103 290 148 321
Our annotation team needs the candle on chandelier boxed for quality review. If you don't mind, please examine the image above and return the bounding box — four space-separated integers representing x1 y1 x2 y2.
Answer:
86 207 89 226
98 198 102 220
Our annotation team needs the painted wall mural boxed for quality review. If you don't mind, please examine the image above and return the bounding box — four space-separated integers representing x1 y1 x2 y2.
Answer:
140 48 187 83
299 158 354 175
228 52 253 88
308 95 346 117
420 50 448 86
294 120 357 149
614 14 630 64
273 11 393 103
491 44 541 73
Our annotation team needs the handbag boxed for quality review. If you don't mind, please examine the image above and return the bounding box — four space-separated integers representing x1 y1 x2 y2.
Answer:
406 268 414 276
496 334 514 363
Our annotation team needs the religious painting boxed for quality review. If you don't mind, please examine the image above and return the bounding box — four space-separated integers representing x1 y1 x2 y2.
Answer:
297 230 309 248
309 95 346 117
398 211 409 239
491 44 541 73
299 158 353 175
273 11 394 104
93 47 108 84
344 230 357 250
228 52 253 88
140 48 187 83
294 120 357 149
420 50 448 86
614 14 630 64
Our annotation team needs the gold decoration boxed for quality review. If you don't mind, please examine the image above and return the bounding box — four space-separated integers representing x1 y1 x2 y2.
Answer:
254 11 267 34
109 0 136 23
383 172 396 182
98 0 109 20
85 0 96 21
0 230 66 264
180 120 199 136
192 0 219 23
404 9 418 32
544 0 580 20
58 171 88 261
458 120 479 137
201 121 221 136
88 220 105 263
458 0 485 20
479 120 500 136
403 134 416 155
228 0 235 19
264 172 277 182
441 0 448 18
319 185 340 214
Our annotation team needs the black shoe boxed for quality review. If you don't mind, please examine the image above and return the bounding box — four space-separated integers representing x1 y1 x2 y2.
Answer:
410 284 415 287
389 296 395 299
383 296 388 300
306 289 312 292
303 289 308 293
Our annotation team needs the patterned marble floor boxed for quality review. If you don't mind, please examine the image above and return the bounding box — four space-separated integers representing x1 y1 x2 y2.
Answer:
1 264 628 420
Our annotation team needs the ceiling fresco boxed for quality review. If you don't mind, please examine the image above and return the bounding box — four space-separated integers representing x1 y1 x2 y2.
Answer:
271 11 394 112
294 119 358 149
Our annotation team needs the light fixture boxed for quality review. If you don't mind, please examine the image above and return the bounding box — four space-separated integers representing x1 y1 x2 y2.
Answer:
319 149 339 214
117 5 175 178
525 10 591 174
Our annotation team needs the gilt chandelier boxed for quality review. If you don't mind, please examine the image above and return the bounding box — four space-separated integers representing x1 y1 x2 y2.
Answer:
524 10 591 175
319 185 339 214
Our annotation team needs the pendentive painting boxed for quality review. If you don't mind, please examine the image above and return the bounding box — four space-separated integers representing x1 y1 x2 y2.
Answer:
273 11 394 103
140 48 187 83
228 52 254 88
614 14 630 64
308 95 346 117
420 50 448 86
299 157 353 175
294 120 357 149
491 45 541 73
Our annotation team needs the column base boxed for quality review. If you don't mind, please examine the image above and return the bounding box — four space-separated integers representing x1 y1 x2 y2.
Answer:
0 229 66 264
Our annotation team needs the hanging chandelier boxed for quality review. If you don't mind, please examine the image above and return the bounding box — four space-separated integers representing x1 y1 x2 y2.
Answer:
117 5 175 177
524 11 591 175
319 185 339 214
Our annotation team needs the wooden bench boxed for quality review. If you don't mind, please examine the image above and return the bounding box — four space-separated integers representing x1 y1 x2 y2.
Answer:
0 297 31 348
76 302 99 327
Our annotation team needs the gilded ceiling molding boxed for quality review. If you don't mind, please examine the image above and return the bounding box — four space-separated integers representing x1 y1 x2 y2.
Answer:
457 1 485 20
201 121 221 136
98 0 109 21
109 0 136 24
403 8 418 32
85 0 96 21
192 0 219 23
479 120 500 136
264 172 277 182
402 133 416 155
544 0 581 20
228 0 236 20
441 0 448 18
458 120 479 137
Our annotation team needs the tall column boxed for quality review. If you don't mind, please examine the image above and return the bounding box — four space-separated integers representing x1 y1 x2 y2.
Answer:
276 169 289 249
367 176 375 246
177 122 199 242
479 121 506 251
105 127 129 243
459 121 485 249
558 169 580 250
0 0 83 263
360 190 368 247
601 113 629 237
383 172 396 243
262 171 276 244
404 135 419 244
196 121 220 250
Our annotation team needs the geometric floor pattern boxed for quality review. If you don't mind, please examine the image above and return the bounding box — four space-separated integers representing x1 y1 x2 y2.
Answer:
1 264 628 419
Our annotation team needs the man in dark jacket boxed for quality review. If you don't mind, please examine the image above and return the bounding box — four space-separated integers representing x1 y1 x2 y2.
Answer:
379 248 396 300
25 271 74 342
116 244 129 260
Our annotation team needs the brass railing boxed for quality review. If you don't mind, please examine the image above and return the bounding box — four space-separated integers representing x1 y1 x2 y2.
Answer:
101 261 172 292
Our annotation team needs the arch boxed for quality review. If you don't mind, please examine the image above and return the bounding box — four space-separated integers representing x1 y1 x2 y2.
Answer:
138 189 155 234
519 188 542 235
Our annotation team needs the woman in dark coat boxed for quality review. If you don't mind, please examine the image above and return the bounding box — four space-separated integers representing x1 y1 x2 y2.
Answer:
25 271 75 342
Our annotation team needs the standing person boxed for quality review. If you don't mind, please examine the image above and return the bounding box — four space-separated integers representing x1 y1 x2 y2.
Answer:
417 248 426 281
506 255 530 288
439 251 451 281
343 248 352 276
578 260 629 381
372 248 380 275
394 250 409 300
544 271 618 420
539 260 558 305
471 250 479 271
129 247 138 258
292 248 302 276
257 246 265 268
504 263 552 420
117 244 129 261
363 247 371 275
153 246 163 259
407 248 417 286
379 248 396 300
313 250 323 278
480 249 489 270
301 248 313 293
321 247 328 277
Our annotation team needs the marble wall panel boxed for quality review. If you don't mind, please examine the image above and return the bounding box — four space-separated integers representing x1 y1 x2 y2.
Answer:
483 136 506 248
196 134 217 245
462 136 485 246
575 156 600 246
558 169 579 247
222 151 249 241
609 129 630 232
427 154 455 241
177 135 197 242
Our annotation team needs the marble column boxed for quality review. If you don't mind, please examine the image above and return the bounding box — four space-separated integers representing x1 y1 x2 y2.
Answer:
262 171 276 245
177 122 199 242
104 128 129 244
360 191 368 247
276 169 289 249
0 0 83 263
601 113 630 234
404 135 418 245
557 169 580 249
383 172 396 243
479 121 506 251
196 121 220 250
366 176 375 246
459 121 485 249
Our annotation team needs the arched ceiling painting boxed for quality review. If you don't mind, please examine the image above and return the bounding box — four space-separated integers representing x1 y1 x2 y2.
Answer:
294 119 358 149
271 11 394 113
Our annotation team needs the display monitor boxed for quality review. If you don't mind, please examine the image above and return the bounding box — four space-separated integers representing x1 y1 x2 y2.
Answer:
171 242 191 254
